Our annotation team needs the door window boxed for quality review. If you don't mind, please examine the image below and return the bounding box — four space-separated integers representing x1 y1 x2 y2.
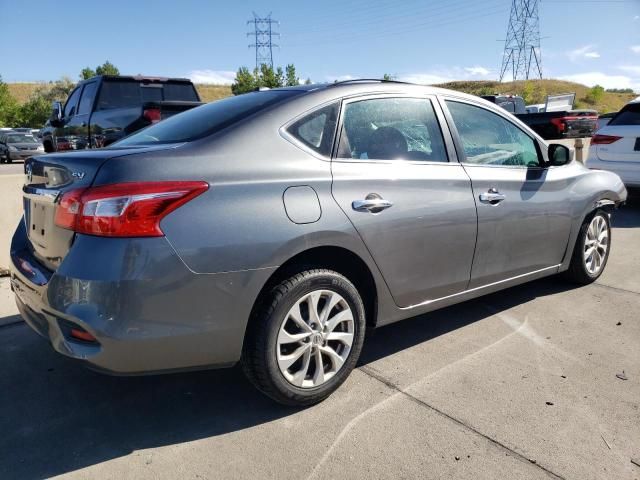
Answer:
286 102 339 157
446 100 540 167
77 82 98 116
63 87 82 118
337 97 447 161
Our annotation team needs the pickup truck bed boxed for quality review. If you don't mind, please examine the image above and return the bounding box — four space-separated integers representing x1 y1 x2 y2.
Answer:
516 110 598 140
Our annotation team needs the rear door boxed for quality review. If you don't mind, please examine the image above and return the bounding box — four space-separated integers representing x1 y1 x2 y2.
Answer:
442 97 572 288
331 95 477 308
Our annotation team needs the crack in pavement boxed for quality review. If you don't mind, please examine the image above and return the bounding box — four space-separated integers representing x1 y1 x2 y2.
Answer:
594 282 640 296
358 364 566 480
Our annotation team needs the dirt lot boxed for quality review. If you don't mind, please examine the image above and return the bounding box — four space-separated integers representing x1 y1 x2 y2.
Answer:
0 196 638 480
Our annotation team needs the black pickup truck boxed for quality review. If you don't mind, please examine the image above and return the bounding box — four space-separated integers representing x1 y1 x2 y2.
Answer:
42 75 203 152
481 94 598 140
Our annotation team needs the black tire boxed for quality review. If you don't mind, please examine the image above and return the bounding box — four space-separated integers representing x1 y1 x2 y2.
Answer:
564 210 611 284
242 269 366 406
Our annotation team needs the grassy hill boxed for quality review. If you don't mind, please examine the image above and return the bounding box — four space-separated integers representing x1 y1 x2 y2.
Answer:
7 79 634 113
435 79 635 113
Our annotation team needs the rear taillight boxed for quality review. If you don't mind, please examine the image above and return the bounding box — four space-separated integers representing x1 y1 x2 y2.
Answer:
54 181 208 237
591 134 622 145
143 108 162 124
550 118 566 133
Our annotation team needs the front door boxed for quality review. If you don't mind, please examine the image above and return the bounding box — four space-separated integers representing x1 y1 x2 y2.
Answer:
442 98 572 288
63 82 97 150
331 95 477 308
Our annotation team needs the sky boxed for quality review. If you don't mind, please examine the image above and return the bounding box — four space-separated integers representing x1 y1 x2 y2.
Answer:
1 0 639 90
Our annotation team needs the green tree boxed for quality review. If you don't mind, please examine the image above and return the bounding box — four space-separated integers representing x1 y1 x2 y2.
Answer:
585 84 605 105
304 78 312 85
80 67 96 80
95 61 120 76
521 81 535 104
275 67 285 88
231 66 257 95
382 73 394 81
258 64 281 88
285 64 299 86
0 75 19 127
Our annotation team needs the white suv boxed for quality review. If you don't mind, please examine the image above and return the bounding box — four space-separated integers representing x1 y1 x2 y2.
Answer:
586 100 640 188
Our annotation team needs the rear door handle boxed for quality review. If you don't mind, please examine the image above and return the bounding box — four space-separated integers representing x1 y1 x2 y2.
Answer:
352 195 393 213
479 188 506 205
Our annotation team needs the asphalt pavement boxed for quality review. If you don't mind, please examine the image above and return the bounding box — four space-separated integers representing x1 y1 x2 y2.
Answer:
0 161 24 176
0 196 638 480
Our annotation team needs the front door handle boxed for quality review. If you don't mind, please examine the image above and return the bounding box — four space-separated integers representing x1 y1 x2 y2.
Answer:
352 194 393 213
479 188 506 205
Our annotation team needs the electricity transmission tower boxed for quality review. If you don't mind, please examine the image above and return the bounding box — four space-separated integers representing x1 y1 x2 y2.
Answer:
499 0 543 82
247 12 279 69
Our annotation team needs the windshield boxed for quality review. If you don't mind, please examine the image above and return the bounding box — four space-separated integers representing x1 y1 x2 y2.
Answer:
7 134 38 143
113 90 302 146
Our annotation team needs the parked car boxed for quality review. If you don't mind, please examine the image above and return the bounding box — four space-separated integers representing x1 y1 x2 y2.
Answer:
41 75 203 153
0 132 44 163
482 93 598 139
10 80 626 406
586 100 640 188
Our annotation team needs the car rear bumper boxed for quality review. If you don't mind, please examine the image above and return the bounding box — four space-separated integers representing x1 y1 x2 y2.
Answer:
585 153 640 188
10 221 275 375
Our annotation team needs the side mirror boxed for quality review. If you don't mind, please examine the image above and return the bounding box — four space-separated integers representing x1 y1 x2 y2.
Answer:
547 144 573 166
50 102 63 127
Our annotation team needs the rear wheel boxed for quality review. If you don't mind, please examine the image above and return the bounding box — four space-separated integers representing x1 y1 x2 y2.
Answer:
242 269 366 406
565 210 611 284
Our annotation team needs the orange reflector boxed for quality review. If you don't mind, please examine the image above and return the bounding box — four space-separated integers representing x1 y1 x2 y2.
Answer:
70 328 97 342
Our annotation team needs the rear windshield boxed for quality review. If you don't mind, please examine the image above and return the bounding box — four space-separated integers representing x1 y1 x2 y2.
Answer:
97 80 199 110
6 134 38 143
113 90 302 146
609 103 640 126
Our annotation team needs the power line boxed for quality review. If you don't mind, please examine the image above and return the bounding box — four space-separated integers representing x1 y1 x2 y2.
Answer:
499 0 543 82
247 12 279 69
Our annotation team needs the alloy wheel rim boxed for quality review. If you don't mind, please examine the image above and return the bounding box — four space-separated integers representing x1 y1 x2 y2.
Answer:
276 289 355 388
584 215 609 275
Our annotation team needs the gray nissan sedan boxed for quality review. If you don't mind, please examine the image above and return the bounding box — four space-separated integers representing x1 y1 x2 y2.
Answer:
10 80 626 406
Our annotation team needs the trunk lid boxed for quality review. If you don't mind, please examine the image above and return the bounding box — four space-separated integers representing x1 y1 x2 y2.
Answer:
22 145 176 271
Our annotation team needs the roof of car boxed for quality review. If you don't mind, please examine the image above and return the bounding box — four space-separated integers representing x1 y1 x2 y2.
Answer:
81 75 193 84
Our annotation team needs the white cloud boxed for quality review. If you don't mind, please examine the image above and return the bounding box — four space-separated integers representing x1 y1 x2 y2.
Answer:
634 15 639 21
631 45 640 54
464 66 491 76
398 66 493 85
619 65 640 75
187 70 236 84
566 45 601 62
558 71 639 91
324 74 355 82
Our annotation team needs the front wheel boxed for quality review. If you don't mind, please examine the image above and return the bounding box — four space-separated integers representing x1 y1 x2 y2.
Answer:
565 210 611 284
242 269 366 406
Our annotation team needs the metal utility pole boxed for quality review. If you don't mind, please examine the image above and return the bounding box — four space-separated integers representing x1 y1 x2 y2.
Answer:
247 12 279 69
499 0 543 81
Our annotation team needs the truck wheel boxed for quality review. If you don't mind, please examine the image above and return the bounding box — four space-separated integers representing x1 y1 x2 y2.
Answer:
565 210 611 284
243 269 366 406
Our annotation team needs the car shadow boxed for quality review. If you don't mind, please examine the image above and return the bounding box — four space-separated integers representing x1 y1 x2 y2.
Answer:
0 275 581 479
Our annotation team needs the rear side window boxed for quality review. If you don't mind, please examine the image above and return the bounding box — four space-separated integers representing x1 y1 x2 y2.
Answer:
97 81 199 110
286 102 339 157
609 103 640 126
114 90 302 146
337 97 447 161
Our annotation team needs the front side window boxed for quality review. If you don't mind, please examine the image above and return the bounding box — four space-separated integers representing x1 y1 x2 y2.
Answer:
337 97 447 161
286 102 338 157
64 88 82 118
77 82 97 116
445 100 540 167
